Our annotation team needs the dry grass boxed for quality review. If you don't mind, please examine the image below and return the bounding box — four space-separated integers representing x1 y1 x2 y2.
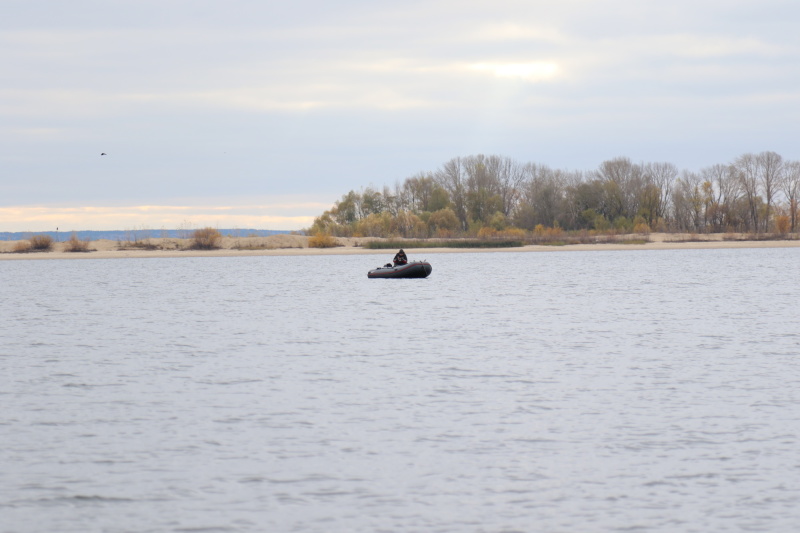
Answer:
190 227 223 250
599 234 651 245
158 240 183 250
230 236 304 250
308 233 341 248
116 240 160 250
12 240 32 253
231 240 273 250
664 233 710 243
723 232 800 241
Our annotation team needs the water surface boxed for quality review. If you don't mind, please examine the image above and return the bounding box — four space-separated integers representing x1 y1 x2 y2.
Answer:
2 249 800 532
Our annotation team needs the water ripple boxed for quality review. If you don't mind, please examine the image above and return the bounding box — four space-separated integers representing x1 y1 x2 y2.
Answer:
2 250 800 532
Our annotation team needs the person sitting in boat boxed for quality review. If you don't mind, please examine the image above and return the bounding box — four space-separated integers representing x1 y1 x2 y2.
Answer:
393 249 408 266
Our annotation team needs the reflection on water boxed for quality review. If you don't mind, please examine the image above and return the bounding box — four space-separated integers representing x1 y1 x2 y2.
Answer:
2 249 800 532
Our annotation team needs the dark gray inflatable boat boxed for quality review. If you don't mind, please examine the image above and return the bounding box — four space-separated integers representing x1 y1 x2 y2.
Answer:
368 261 432 279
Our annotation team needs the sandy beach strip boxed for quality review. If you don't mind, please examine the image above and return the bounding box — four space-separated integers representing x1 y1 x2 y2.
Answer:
2 233 800 261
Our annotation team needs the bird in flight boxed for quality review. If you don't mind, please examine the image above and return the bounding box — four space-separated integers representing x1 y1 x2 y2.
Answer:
101 152 107 156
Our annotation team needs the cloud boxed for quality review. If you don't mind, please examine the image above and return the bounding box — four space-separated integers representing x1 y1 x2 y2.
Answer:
2 0 800 222
471 23 566 44
2 3 795 118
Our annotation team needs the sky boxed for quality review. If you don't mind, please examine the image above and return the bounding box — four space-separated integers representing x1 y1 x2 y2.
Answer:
2 0 799 231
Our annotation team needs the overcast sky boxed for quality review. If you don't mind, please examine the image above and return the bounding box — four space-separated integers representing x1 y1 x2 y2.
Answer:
2 0 799 231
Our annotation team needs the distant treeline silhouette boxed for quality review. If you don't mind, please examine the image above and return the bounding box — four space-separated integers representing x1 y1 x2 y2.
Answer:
0 229 292 242
310 152 800 238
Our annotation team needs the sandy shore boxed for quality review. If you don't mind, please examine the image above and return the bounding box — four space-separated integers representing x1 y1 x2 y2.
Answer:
1 233 800 261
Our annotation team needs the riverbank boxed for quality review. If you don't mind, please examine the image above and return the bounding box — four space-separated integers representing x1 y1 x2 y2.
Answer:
1 233 800 260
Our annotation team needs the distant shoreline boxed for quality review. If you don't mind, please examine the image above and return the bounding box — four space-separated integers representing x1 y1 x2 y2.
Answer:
0 229 292 241
2 233 800 261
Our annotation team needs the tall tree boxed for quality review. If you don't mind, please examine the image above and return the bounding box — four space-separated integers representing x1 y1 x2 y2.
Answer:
563 178 605 230
516 164 567 229
333 191 360 225
735 153 761 232
492 155 526 217
642 162 677 225
435 157 469 230
782 160 800 232
402 173 438 213
757 151 783 231
593 157 645 221
360 187 385 219
671 171 704 232
464 155 503 224
700 164 739 231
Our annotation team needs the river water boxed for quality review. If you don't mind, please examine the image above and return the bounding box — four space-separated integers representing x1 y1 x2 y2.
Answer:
2 248 800 532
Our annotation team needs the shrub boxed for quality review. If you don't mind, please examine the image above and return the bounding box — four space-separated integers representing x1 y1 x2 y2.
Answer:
64 232 92 252
467 219 484 237
500 227 527 240
428 208 459 233
775 215 790 235
12 240 32 253
613 216 632 232
593 215 611 231
390 210 423 237
411 219 429 239
488 211 507 231
308 232 340 248
190 227 223 250
531 224 564 243
355 212 392 237
477 226 498 239
29 234 53 251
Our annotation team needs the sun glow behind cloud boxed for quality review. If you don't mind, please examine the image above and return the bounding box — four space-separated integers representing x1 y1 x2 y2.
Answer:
469 62 559 81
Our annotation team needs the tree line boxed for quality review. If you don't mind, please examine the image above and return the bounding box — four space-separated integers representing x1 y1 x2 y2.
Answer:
309 152 800 238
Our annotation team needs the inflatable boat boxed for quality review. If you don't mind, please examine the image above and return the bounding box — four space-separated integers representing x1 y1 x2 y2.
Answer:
368 261 432 279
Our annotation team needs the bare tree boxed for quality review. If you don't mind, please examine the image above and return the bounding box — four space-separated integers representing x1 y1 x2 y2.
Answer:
463 155 503 224
515 164 569 229
492 156 527 217
757 151 783 231
700 164 741 231
313 150 797 238
593 157 645 221
782 160 800 231
332 190 360 225
641 162 678 227
719 164 742 230
735 153 761 232
360 187 386 218
671 171 704 232
435 157 469 230
402 173 434 212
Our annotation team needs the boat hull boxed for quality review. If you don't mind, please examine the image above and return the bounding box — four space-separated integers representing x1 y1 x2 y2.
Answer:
368 261 432 279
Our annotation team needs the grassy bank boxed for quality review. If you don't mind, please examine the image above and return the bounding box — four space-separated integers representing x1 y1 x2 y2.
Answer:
364 240 524 249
